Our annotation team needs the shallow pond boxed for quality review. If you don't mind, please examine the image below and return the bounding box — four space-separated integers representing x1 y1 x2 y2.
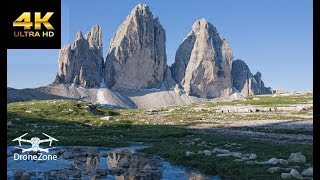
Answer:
8 145 221 180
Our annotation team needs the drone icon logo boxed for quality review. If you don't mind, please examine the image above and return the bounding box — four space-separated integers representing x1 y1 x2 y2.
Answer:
12 133 58 153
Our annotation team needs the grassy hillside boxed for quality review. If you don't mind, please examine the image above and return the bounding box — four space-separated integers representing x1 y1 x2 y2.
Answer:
7 94 313 179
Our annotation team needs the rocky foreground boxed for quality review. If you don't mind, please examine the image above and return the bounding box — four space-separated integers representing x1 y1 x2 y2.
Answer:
7 93 313 179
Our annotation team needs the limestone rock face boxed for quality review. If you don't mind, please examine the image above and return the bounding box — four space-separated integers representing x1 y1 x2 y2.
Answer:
231 59 271 96
171 18 233 98
53 25 104 88
105 4 167 91
254 72 272 94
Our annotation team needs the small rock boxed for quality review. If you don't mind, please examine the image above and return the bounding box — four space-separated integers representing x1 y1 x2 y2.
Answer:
231 152 243 158
57 170 68 180
279 159 289 165
14 169 25 179
212 148 230 154
7 121 13 126
20 172 30 180
216 154 230 157
281 168 294 173
100 116 113 120
290 169 303 180
203 150 211 156
72 171 81 178
70 161 77 169
248 153 257 160
15 118 21 121
281 173 292 179
260 158 279 165
96 168 108 176
54 149 64 156
86 156 100 166
82 170 90 175
267 167 281 173
62 152 74 159
288 152 306 164
117 157 130 168
147 109 157 112
185 151 195 156
85 148 100 156
143 164 152 172
301 167 313 177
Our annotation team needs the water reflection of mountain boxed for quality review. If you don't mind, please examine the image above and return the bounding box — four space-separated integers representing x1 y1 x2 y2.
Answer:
107 149 163 180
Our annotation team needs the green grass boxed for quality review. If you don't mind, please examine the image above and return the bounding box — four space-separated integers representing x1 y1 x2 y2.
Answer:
230 126 313 135
204 93 312 107
140 134 312 179
7 98 313 179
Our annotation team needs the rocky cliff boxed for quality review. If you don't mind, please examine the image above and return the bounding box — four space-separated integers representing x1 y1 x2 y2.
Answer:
171 18 233 99
8 4 273 108
231 59 271 96
53 25 104 88
105 4 167 91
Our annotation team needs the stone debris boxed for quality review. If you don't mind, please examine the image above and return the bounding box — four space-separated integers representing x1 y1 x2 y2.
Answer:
281 173 292 179
301 167 313 177
290 169 303 180
185 151 195 156
288 152 307 164
100 116 113 120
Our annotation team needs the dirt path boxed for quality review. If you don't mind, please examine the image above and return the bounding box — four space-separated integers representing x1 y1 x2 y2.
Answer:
187 119 313 145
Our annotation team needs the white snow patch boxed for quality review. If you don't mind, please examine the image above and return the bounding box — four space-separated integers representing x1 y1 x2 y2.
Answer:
100 79 106 88
97 89 109 104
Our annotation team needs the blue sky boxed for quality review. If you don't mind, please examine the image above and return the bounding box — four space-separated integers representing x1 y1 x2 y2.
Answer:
8 0 313 92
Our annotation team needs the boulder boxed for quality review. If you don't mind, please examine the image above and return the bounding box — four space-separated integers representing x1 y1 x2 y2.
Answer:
203 150 211 156
288 152 307 164
259 158 279 165
267 167 281 173
290 169 303 179
281 173 292 179
185 151 195 156
212 148 230 154
301 167 313 177
100 116 113 120
20 172 30 180
117 157 130 168
216 154 231 157
13 169 25 179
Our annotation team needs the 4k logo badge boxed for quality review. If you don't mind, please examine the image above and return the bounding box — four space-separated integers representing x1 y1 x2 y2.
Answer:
13 12 55 38
6 0 61 49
